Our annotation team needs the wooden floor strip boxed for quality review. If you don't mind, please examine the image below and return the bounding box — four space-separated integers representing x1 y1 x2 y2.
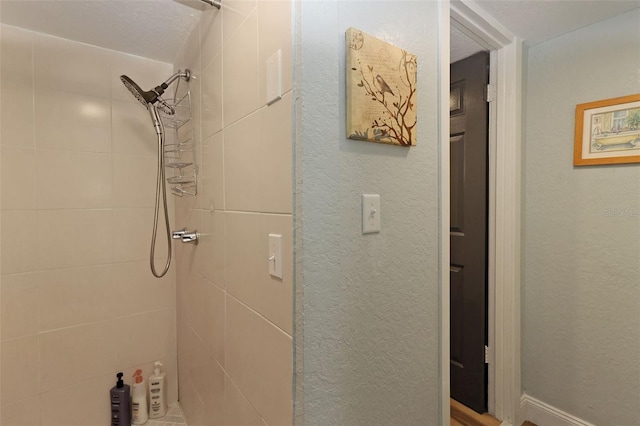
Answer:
449 399 538 426
450 399 501 426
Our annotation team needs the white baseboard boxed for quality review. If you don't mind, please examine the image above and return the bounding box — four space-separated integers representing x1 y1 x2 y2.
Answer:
520 394 596 426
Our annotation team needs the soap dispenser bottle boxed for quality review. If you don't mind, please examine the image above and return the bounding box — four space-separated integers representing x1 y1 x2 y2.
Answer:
131 369 148 425
148 361 167 419
110 372 131 426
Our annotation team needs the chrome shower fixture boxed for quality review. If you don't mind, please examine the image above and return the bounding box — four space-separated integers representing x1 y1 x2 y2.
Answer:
199 0 221 9
120 70 190 115
119 69 193 279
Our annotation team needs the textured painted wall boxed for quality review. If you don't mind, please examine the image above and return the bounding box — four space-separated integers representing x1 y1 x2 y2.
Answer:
296 2 441 424
523 9 640 424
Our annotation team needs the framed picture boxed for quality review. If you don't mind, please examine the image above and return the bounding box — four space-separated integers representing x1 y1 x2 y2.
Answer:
346 27 417 147
574 94 640 166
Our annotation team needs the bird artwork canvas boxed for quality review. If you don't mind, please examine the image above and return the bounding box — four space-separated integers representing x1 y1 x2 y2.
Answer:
346 27 417 146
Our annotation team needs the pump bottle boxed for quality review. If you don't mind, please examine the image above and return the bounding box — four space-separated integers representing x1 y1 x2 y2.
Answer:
110 372 131 426
148 361 167 418
131 369 148 425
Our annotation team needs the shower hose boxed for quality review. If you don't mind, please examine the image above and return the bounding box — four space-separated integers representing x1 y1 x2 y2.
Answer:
150 118 172 278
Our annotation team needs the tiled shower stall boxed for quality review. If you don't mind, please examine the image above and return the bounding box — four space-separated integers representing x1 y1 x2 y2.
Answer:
0 1 293 425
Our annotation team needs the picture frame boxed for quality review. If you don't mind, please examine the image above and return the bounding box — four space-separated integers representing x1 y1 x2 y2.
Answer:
574 94 640 166
346 27 417 147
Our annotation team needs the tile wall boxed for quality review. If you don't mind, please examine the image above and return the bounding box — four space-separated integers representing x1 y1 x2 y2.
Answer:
0 25 179 426
172 0 293 425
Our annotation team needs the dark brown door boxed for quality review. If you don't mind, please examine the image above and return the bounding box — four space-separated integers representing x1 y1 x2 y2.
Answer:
450 51 489 414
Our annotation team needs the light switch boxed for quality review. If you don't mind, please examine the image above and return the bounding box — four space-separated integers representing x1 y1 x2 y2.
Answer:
268 233 283 279
362 194 381 234
266 49 282 105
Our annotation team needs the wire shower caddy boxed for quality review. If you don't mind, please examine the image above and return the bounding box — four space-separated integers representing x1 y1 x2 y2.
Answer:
160 74 197 196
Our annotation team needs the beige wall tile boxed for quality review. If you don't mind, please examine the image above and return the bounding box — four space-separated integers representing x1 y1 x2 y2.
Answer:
111 261 175 318
112 154 157 208
0 335 39 405
200 7 223 70
38 265 115 332
36 149 113 209
0 25 33 87
225 375 263 426
224 111 262 212
40 375 112 426
0 396 40 426
0 28 181 426
1 146 36 210
202 52 223 141
182 268 204 336
179 376 205 426
194 210 225 287
224 96 292 214
225 212 292 334
160 352 180 404
222 0 257 43
114 309 176 370
174 23 202 155
112 208 172 263
34 33 112 98
198 354 225 424
1 210 38 274
37 209 113 270
35 89 111 153
223 11 260 126
198 131 224 211
1 273 41 340
190 273 225 365
178 321 209 425
1 25 35 148
112 99 158 157
1 82 35 148
225 296 292 426
39 322 117 393
258 0 293 105
259 93 293 214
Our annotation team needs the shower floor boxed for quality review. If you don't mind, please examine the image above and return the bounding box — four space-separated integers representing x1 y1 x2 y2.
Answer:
146 402 187 426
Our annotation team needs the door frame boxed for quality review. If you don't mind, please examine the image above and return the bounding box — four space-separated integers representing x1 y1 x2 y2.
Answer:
439 1 523 425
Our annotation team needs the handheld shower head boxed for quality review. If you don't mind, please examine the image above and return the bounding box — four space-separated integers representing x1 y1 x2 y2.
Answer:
120 71 190 114
120 75 164 106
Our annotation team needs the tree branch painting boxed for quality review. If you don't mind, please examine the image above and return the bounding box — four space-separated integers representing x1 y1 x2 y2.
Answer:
346 27 417 147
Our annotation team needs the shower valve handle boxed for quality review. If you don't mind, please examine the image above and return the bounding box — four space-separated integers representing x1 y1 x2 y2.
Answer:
182 232 199 245
172 229 199 244
172 229 186 239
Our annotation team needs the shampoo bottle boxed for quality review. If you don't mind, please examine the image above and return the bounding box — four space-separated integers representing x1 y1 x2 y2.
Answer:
110 372 131 426
148 361 167 419
131 369 148 425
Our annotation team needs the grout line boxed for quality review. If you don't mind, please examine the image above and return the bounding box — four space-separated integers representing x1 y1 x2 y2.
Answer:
226 292 292 339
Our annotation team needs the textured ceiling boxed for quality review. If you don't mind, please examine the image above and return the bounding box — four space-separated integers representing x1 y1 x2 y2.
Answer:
475 0 640 46
451 0 640 63
0 0 207 63
2 0 640 65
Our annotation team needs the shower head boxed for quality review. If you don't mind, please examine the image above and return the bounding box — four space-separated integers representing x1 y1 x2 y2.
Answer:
120 75 167 107
120 70 190 115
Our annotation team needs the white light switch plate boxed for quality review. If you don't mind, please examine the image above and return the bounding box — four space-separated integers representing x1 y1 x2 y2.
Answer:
266 50 282 105
268 233 283 279
362 194 380 234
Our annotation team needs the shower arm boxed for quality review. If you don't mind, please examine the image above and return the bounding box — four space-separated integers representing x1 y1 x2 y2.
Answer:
162 70 190 87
